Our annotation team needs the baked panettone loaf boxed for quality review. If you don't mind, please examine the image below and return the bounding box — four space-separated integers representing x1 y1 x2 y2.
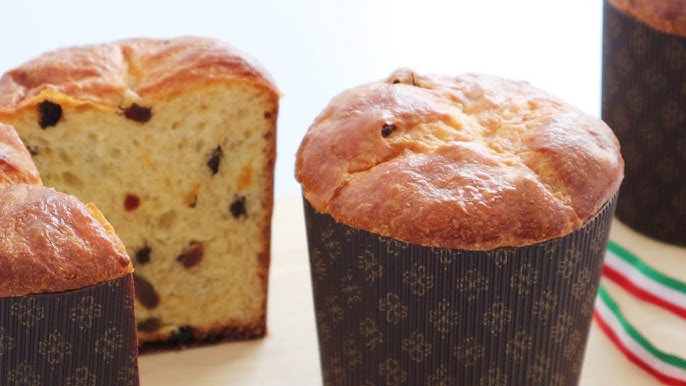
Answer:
297 69 624 250
0 122 139 384
0 37 279 347
602 0 685 245
297 70 623 385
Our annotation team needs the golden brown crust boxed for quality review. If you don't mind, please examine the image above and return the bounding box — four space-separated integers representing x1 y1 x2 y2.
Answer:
608 0 686 36
0 184 132 296
0 36 279 110
0 123 41 188
296 70 624 250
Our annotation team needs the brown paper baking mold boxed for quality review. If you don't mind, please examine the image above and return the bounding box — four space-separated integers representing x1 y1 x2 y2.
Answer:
304 195 617 386
602 0 686 246
0 273 139 386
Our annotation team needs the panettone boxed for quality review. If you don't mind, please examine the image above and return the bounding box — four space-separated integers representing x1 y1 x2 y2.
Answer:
0 37 279 348
0 122 138 384
602 0 685 244
297 70 624 385
296 69 624 250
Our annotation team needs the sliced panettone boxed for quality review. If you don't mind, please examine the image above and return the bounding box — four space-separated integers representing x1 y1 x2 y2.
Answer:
0 37 279 348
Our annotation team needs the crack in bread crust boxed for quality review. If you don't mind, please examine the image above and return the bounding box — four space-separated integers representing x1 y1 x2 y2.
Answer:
297 70 623 250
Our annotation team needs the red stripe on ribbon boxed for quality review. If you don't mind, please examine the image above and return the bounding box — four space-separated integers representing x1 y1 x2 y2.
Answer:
602 265 686 320
593 310 686 386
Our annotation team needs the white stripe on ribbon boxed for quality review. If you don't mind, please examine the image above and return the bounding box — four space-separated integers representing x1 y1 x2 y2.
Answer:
595 294 686 381
605 249 686 307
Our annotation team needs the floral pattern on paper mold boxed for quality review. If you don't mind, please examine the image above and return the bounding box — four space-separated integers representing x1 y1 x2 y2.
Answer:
6 362 41 386
532 289 558 323
429 300 459 335
426 365 455 386
482 302 512 335
38 330 73 366
401 332 432 363
0 275 138 385
402 264 434 296
359 317 384 350
510 263 539 295
0 327 15 357
456 268 489 301
453 337 485 367
10 298 45 327
505 330 533 361
527 354 552 385
378 358 407 386
358 250 384 284
378 293 408 325
64 367 97 386
303 196 616 386
479 367 507 386
69 296 103 330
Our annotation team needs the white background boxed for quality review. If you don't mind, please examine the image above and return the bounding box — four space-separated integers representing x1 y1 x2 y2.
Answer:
0 0 603 197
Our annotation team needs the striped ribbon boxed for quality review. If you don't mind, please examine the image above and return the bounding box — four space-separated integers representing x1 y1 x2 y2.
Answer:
594 241 686 385
604 241 686 319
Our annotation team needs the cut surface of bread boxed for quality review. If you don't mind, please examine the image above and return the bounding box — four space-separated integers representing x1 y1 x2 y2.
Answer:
0 37 279 347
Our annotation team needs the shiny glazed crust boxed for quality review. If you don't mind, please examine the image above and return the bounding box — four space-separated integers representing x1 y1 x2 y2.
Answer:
296 69 624 250
0 36 278 110
608 0 686 36
0 183 132 297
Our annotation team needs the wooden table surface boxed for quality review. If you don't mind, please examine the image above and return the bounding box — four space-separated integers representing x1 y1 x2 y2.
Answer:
138 196 686 385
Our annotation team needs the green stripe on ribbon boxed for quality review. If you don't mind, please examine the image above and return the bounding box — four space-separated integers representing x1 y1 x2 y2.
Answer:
597 285 686 370
607 241 686 294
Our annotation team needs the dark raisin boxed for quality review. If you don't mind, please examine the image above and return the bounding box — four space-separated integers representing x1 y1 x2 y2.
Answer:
135 245 152 264
207 146 223 175
176 240 204 268
137 317 162 332
263 111 272 119
123 103 152 123
26 145 39 156
170 325 196 345
124 193 141 211
392 79 401 84
38 100 62 128
133 274 160 309
381 123 396 138
229 196 247 218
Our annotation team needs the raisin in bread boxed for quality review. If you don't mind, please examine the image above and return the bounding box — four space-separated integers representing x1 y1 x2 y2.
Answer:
0 37 279 348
